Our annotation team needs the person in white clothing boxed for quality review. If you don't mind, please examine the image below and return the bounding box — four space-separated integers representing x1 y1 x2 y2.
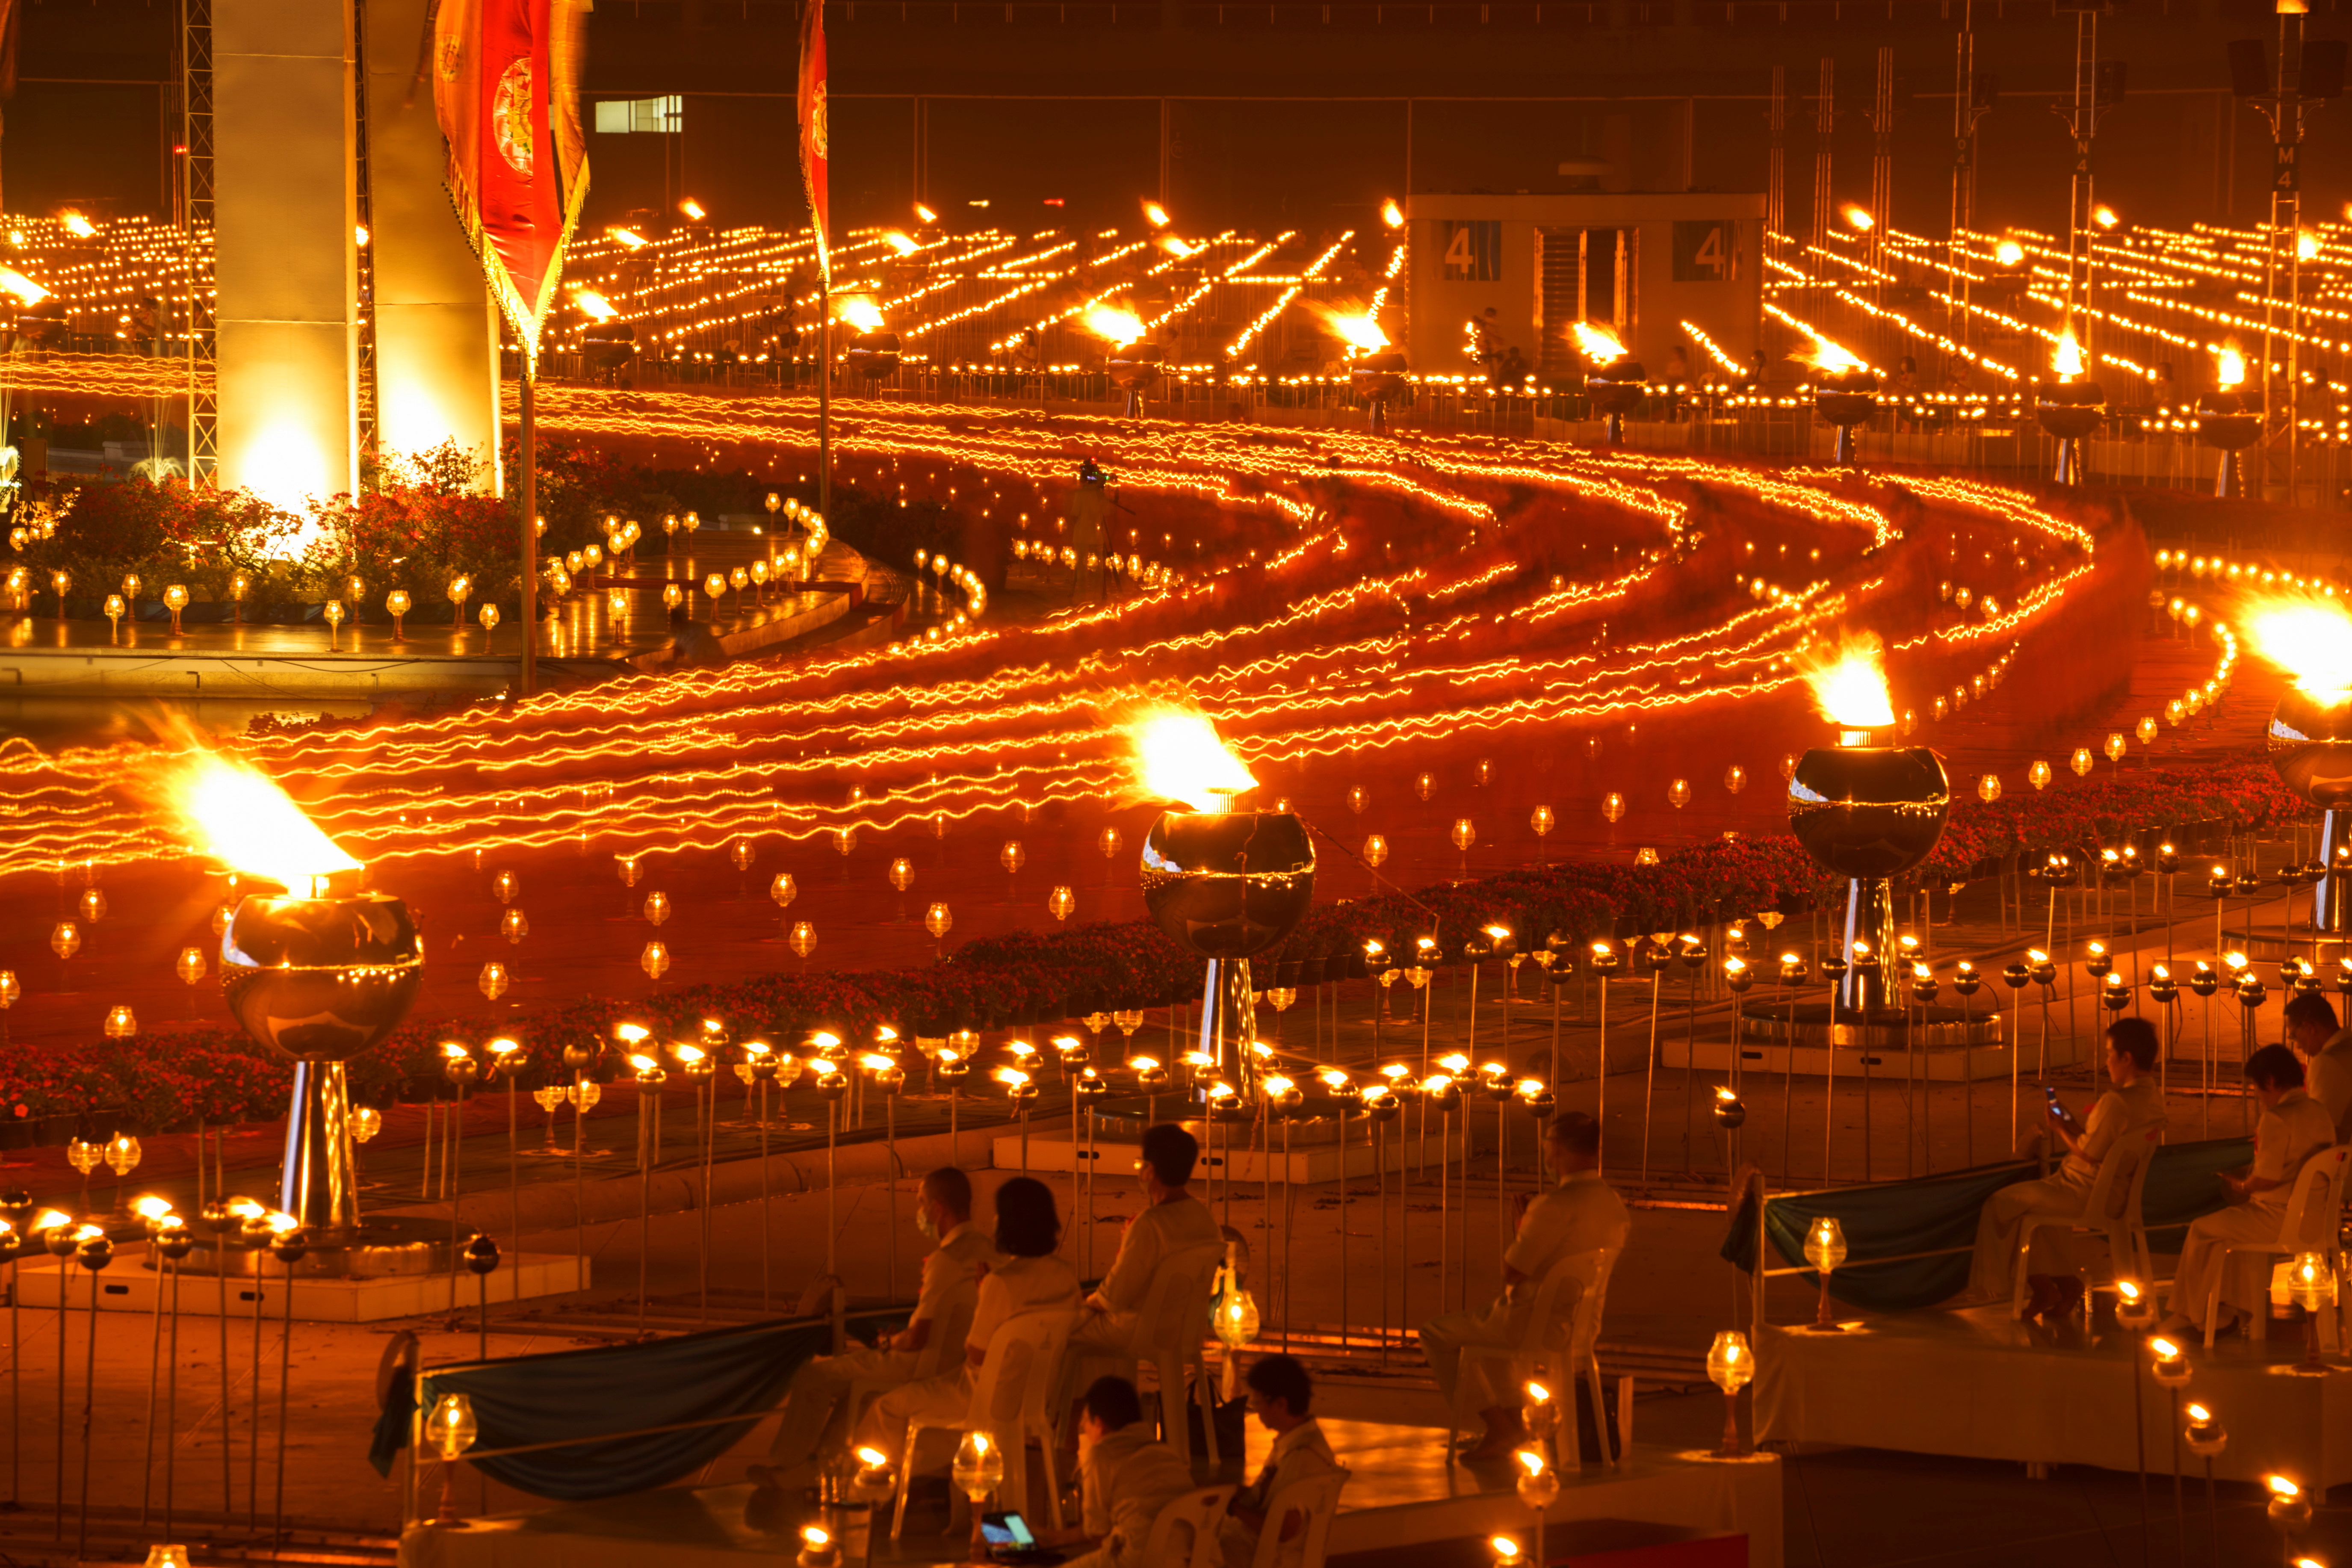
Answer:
1216 1355 1339 1568
2285 991 2352 1143
2159 1044 2340 1337
747 1167 999 1491
1966 1017 2167 1320
851 1175 1082 1466
1418 1110 1629 1463
1035 1376 1198 1568
1073 1122 1225 1353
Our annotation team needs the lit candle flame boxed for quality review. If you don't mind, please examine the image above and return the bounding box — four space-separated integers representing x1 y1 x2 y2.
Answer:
1082 304 1146 348
1572 321 1627 366
2052 328 2085 380
1125 705 1255 811
143 748 361 896
2242 593 2352 702
838 297 886 333
2218 346 2247 388
1795 631 1895 729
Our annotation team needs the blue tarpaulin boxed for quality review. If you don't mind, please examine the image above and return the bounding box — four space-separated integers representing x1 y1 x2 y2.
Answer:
1718 1137 2253 1312
378 1307 907 1500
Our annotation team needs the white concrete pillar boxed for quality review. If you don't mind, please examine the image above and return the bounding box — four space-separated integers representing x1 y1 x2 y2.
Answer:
364 0 502 488
213 0 360 509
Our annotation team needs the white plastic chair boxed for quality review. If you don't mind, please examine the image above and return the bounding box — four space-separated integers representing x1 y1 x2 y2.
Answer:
842 1286 976 1448
2011 1124 2162 1319
1113 1242 1228 1467
2203 1144 2350 1349
1444 1247 1618 1468
1244 1466 1351 1568
889 1307 1076 1540
1139 1483 1233 1568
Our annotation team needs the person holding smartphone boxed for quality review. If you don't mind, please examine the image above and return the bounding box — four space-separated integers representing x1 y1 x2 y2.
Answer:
1966 1017 2167 1319
1027 1376 1194 1568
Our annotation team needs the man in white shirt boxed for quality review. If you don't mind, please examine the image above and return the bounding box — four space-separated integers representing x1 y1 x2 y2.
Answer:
2286 992 2352 1142
2160 1044 2340 1337
1418 1109 1630 1463
1967 1017 2168 1320
749 1167 998 1490
1035 1376 1198 1568
1217 1355 1339 1568
1073 1124 1226 1354
851 1175 1083 1465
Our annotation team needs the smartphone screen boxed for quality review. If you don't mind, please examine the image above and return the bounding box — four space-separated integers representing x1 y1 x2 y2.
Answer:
982 1514 1036 1550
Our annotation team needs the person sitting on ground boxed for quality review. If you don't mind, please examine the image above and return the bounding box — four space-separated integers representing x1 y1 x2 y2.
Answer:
1217 1355 1337 1568
636 604 729 673
2159 1044 2338 1337
851 1175 1081 1465
1966 1016 2167 1320
1073 1123 1224 1354
2285 990 2352 1142
1418 1109 1629 1463
1031 1376 1197 1568
748 1167 999 1492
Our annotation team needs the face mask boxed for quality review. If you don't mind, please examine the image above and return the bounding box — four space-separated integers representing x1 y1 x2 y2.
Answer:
916 1205 939 1241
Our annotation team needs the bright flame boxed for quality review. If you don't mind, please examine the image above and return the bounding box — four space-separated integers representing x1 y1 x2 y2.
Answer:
1126 706 1255 810
2187 1403 2211 1423
0 267 49 304
1994 239 2025 266
679 198 706 220
575 289 618 322
616 1022 650 1045
2093 205 2119 229
146 748 361 894
1144 201 1171 227
1800 332 1867 375
1515 1448 1547 1476
1381 199 1404 228
2053 329 2085 379
2268 1475 2300 1499
856 1446 889 1469
1160 236 1197 258
2218 346 2246 387
1082 305 1146 348
611 228 649 250
59 211 95 239
881 231 919 256
1842 204 1874 231
838 297 886 332
29 1209 68 1234
2242 594 2352 702
133 1196 174 1220
1795 631 1896 728
1489 1537 1522 1563
2298 230 2321 262
1572 321 1627 366
1309 303 1389 353
860 1053 897 1072
913 203 938 224
2151 1337 2181 1360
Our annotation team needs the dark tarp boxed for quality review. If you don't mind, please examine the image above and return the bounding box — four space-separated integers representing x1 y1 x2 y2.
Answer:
1719 1137 2252 1312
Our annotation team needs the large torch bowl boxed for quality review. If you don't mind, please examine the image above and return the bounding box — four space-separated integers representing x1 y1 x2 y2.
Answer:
2270 690 2352 936
1789 746 1950 1014
211 887 453 1270
1141 809 1315 1089
221 891 423 1059
1788 747 1952 879
846 330 902 381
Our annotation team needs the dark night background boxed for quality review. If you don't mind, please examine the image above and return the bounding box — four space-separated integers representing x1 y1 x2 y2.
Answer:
7 0 2348 241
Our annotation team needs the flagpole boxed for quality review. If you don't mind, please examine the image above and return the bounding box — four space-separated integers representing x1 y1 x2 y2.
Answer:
519 360 537 697
817 275 830 526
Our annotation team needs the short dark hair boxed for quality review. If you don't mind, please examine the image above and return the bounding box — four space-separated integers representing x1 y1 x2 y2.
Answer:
1141 1123 1198 1187
1245 1353 1312 1416
2106 1017 2158 1072
2247 1043 2307 1092
1083 1375 1144 1431
993 1176 1061 1258
2286 992 2340 1037
1546 1110 1600 1158
922 1167 972 1220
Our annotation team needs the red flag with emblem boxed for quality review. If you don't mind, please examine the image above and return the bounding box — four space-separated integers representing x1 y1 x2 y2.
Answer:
798 0 830 281
434 0 589 367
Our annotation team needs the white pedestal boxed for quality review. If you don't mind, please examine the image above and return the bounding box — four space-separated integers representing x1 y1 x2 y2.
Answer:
10 1247 585 1323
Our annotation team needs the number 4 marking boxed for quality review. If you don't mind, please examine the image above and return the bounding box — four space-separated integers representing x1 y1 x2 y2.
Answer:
1693 227 1726 278
1444 226 1476 273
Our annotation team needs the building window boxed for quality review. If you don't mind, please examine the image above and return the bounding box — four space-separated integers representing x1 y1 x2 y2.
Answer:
593 96 682 135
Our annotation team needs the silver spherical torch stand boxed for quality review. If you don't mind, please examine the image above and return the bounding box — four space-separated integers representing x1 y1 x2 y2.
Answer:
1787 733 1951 1019
2036 375 2105 487
1108 343 1161 419
1814 368 1880 467
2269 687 2352 940
209 868 434 1275
1140 789 1316 1098
1352 351 1409 434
